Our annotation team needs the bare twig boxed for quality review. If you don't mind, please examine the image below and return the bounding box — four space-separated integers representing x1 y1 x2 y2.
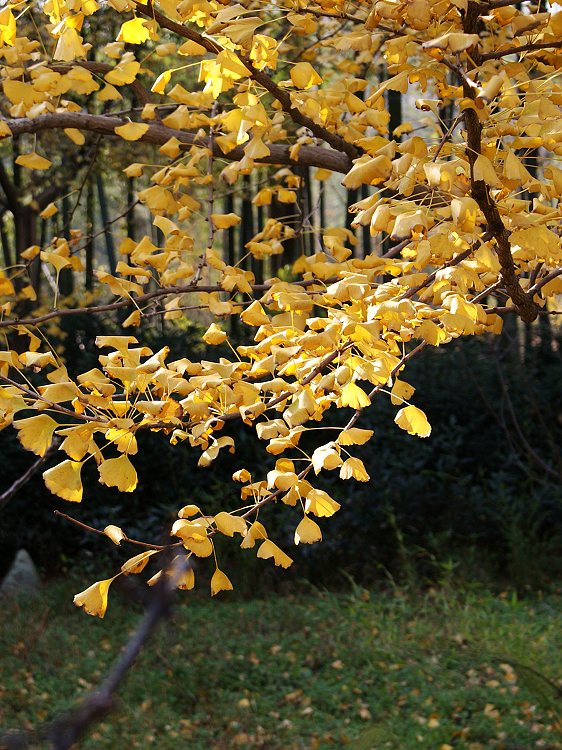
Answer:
432 113 463 162
53 511 177 551
0 439 60 510
480 39 562 61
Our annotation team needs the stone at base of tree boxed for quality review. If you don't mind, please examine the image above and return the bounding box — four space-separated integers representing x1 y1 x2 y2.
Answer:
0 549 41 598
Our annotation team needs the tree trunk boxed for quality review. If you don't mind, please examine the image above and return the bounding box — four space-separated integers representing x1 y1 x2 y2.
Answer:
96 173 117 274
0 214 12 267
59 194 74 296
85 177 95 291
126 177 136 241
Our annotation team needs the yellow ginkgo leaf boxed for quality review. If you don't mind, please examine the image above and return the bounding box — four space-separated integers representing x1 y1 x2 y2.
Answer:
0 8 16 47
294 516 322 545
311 443 343 474
43 460 83 502
103 525 127 545
122 309 141 328
211 567 233 595
214 512 247 537
473 154 502 187
114 120 149 141
394 405 431 438
151 69 171 94
174 565 195 590
290 61 322 89
339 382 371 409
305 489 341 517
14 414 58 456
203 323 227 345
63 128 85 145
98 83 122 101
121 550 157 574
337 428 373 446
53 26 88 61
342 155 393 189
15 152 52 170
39 202 58 219
178 504 201 518
240 520 268 549
117 18 150 44
232 468 251 482
171 519 214 557
159 136 182 157
423 32 479 52
99 454 138 492
73 577 116 618
257 539 293 568
339 457 370 481
390 379 416 405
105 428 138 455
240 300 270 326
105 60 141 86
211 212 241 229
178 40 206 55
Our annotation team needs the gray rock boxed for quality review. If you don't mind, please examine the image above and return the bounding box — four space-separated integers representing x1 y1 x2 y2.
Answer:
0 549 40 598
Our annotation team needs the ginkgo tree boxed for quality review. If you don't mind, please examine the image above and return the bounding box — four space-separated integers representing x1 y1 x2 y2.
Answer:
0 0 561 617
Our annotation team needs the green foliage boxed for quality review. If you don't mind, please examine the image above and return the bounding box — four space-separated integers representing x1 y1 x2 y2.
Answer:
1 584 561 749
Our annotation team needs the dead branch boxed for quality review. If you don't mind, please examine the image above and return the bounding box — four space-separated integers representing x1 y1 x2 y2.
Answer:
0 557 186 750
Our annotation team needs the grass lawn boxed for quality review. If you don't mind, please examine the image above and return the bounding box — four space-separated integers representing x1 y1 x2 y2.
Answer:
0 580 561 749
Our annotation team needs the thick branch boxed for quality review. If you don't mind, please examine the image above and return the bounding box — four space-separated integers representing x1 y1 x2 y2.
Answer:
461 1 538 324
529 267 562 297
2 112 350 173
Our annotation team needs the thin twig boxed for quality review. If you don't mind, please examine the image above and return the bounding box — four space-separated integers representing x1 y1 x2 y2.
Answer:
53 511 178 551
432 113 463 162
0 376 100 424
480 39 562 61
0 440 60 510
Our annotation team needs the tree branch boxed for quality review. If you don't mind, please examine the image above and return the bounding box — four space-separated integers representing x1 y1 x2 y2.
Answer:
480 39 562 61
2 112 350 174
53 510 177 550
0 278 331 330
528 267 562 297
460 1 538 324
0 560 184 750
0 439 60 510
